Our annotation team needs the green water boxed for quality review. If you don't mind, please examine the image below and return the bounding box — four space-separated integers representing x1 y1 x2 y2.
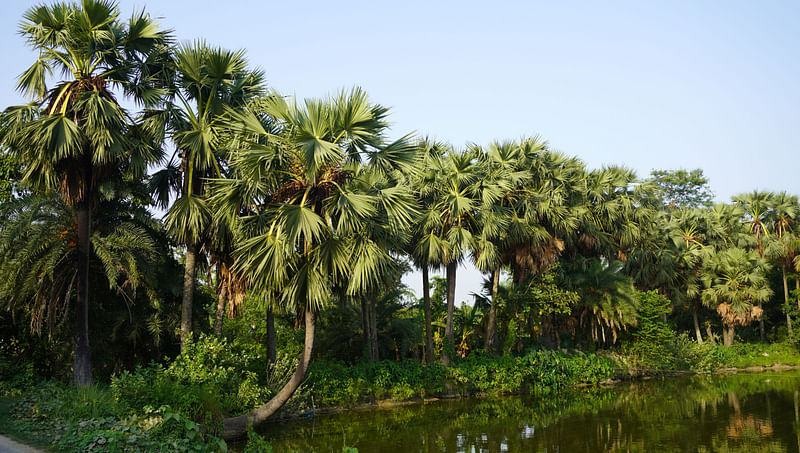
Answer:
259 372 800 452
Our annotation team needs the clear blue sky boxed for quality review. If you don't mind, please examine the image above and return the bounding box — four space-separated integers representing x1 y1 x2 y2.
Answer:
2 0 799 304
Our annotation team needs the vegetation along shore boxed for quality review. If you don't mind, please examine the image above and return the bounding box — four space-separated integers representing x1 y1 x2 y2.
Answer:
2 1 800 452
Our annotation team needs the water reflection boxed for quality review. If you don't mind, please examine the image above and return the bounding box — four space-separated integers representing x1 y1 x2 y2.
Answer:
258 372 800 453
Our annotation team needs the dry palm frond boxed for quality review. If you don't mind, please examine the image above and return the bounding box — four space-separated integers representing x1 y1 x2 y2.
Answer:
716 302 762 327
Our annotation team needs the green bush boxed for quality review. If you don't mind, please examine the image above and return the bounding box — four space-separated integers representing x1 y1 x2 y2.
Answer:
306 360 366 406
4 382 227 452
668 334 728 372
306 351 615 406
53 406 227 453
626 291 675 370
111 365 224 427
563 353 616 383
111 334 282 424
243 428 273 453
720 341 800 368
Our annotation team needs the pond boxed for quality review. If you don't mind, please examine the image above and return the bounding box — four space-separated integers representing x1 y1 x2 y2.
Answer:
258 371 800 452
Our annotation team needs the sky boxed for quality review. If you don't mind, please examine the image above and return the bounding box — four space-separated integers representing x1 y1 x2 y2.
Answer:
1 0 799 305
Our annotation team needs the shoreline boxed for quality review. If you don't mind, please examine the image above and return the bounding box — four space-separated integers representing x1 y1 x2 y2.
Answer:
261 363 800 425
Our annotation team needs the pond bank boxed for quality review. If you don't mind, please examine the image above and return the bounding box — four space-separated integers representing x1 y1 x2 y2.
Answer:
259 370 800 453
3 341 800 452
265 362 800 425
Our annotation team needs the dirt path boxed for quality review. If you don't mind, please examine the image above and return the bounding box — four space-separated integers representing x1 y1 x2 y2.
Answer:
0 435 44 453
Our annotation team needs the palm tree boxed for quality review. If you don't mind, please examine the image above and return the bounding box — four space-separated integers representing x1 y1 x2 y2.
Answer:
209 88 417 438
454 302 483 357
701 247 772 346
0 193 158 353
407 138 447 364
472 139 528 352
565 258 639 347
0 0 171 385
734 191 778 342
501 142 585 284
764 192 799 336
148 42 264 349
668 209 710 343
415 146 483 364
578 166 651 262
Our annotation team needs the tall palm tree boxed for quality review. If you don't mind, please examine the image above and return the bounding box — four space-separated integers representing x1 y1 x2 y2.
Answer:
349 169 417 362
764 192 799 335
407 138 447 364
209 88 417 438
416 146 483 364
668 209 710 343
701 247 772 346
502 142 585 284
734 191 776 342
578 166 651 262
0 0 171 385
148 42 264 349
472 139 528 352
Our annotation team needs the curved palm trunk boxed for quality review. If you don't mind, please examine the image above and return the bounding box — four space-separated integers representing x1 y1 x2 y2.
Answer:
443 261 457 366
73 195 93 387
181 243 197 351
222 309 316 440
783 267 793 336
484 266 500 353
692 304 703 344
422 266 434 364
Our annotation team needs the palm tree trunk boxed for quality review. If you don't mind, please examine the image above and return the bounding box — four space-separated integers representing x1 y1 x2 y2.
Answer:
73 195 93 387
213 285 227 336
692 304 703 344
759 303 766 343
796 278 799 313
266 305 276 365
784 266 793 336
369 298 379 362
512 262 524 285
724 325 735 347
443 261 457 366
484 266 500 353
222 309 316 440
360 298 369 356
422 266 434 364
181 243 197 351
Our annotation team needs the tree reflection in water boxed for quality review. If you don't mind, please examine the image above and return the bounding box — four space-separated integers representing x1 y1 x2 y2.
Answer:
257 372 800 453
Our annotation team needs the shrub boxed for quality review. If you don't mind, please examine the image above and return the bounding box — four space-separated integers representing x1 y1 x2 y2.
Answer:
111 365 223 426
6 382 227 452
305 351 617 406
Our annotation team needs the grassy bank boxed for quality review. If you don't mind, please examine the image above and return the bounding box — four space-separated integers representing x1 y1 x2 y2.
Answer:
2 340 800 452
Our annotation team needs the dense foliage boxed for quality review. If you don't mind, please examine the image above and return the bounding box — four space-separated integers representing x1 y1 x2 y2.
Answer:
1 0 800 450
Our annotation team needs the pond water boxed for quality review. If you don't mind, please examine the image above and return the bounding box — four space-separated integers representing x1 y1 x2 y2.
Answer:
258 372 800 452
